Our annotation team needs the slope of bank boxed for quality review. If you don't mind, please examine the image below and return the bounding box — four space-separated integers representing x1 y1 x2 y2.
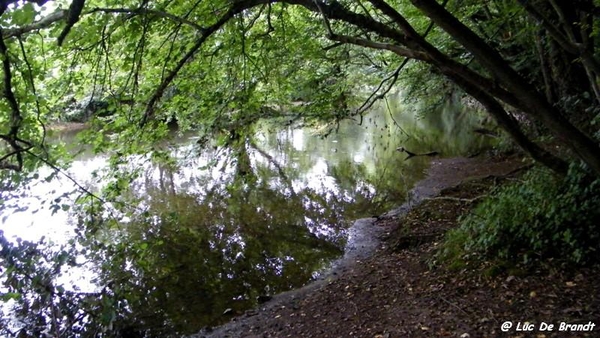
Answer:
195 155 600 338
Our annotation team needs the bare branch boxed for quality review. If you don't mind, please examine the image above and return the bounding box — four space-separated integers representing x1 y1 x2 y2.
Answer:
0 144 32 166
0 162 20 170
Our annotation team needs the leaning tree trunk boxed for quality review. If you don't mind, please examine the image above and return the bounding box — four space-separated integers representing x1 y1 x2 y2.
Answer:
449 76 569 175
410 0 600 177
361 0 573 175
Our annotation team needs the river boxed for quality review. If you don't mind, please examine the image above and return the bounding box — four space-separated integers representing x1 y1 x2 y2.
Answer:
0 97 494 336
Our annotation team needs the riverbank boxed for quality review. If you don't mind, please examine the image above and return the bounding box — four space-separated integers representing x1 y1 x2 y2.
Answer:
195 154 600 338
47 121 89 132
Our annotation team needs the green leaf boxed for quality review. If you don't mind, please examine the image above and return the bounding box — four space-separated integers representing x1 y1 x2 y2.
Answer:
0 292 21 301
12 3 36 25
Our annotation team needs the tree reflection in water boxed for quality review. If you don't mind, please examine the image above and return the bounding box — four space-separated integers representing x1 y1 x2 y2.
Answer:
86 140 375 336
1 101 493 336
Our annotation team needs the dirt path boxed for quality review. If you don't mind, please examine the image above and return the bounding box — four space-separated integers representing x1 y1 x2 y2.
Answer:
193 155 600 338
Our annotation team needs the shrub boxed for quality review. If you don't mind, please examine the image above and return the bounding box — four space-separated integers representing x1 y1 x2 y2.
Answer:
440 164 600 265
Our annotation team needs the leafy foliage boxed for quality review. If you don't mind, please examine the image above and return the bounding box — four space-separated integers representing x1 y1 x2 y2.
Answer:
440 165 600 265
0 233 117 337
0 0 598 177
2 0 600 335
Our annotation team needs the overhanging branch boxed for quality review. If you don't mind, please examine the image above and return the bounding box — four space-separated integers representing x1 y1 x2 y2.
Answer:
140 0 281 126
2 10 67 39
0 28 26 171
356 59 407 116
330 33 429 60
87 6 206 32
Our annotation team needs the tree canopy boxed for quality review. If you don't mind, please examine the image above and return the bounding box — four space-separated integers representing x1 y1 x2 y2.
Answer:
1 0 600 336
0 0 599 180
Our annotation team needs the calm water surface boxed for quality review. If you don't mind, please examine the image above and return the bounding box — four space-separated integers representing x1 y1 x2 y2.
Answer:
0 100 492 335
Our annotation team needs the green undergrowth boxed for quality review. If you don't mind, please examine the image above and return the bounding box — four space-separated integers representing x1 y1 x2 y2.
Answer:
439 164 600 267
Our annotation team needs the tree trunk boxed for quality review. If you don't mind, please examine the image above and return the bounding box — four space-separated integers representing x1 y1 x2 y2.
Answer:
450 76 569 175
535 29 556 104
410 0 600 177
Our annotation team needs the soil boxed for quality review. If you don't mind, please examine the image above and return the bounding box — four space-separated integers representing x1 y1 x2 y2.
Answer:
194 154 600 338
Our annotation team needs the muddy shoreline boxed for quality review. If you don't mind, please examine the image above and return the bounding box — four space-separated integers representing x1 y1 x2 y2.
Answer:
193 155 527 338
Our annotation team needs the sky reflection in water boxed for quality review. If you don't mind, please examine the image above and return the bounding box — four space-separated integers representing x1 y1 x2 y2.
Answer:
0 101 492 335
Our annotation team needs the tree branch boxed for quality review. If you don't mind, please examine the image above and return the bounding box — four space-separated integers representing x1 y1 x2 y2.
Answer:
140 0 280 126
330 33 429 60
517 0 600 76
0 0 49 17
18 37 47 153
355 60 406 116
410 0 600 175
517 0 580 54
313 0 334 37
57 0 86 46
25 150 110 207
2 10 67 39
0 28 26 171
87 7 205 32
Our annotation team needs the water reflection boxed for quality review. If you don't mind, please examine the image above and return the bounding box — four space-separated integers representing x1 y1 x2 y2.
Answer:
94 170 345 334
84 127 425 335
0 99 494 336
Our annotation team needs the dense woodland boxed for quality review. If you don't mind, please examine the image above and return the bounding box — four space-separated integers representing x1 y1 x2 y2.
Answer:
0 0 600 336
